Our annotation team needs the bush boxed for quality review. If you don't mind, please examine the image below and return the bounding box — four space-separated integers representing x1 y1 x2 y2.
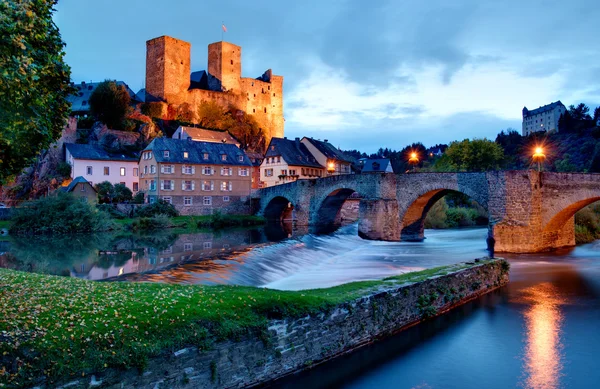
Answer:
97 204 127 219
56 162 72 178
132 191 145 204
134 200 179 218
76 116 95 129
197 212 266 229
575 224 596 244
10 193 113 234
446 207 476 228
424 198 448 228
130 214 172 231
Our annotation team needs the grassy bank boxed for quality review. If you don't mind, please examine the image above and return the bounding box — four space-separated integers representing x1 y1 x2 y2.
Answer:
114 214 266 232
0 220 10 229
0 260 504 387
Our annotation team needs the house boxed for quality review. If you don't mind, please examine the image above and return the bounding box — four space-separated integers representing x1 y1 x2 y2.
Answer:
172 126 241 147
245 151 264 189
260 137 325 187
300 137 353 175
68 81 141 117
138 138 252 214
522 101 567 136
64 143 140 192
58 176 97 203
361 158 394 173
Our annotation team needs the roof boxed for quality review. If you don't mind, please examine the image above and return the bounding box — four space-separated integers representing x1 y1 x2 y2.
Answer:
145 138 252 166
190 70 222 91
523 101 565 117
301 137 353 163
175 126 240 146
61 177 96 193
245 151 264 167
362 158 392 173
265 138 323 168
65 143 139 162
67 81 140 113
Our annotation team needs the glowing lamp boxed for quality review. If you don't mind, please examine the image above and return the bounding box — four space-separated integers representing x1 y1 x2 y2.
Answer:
532 146 546 172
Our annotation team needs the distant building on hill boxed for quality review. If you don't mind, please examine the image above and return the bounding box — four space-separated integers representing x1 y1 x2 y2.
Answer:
139 138 252 214
64 143 140 192
172 126 240 147
522 101 566 136
361 158 394 173
67 81 141 116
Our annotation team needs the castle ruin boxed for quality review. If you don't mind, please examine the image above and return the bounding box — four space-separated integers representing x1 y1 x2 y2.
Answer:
145 36 284 144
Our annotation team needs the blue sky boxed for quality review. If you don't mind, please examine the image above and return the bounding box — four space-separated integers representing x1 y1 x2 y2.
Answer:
54 0 600 152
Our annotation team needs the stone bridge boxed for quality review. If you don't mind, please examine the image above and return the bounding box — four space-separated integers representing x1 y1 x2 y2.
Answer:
255 171 600 253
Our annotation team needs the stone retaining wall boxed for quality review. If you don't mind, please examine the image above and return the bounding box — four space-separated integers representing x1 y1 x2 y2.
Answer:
41 260 508 389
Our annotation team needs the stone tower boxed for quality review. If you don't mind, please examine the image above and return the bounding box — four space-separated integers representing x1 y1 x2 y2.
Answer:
145 36 191 104
208 41 242 92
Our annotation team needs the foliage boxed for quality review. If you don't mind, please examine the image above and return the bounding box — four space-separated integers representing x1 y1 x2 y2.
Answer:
141 102 165 119
76 116 95 129
132 191 145 204
89 80 131 130
495 129 527 169
0 260 492 387
134 200 179 218
10 192 113 234
425 196 488 229
196 101 265 151
96 204 127 219
197 212 266 229
424 198 449 228
443 138 504 172
56 162 72 178
553 153 578 172
113 183 133 203
575 224 596 244
129 214 172 231
95 181 133 204
0 0 73 184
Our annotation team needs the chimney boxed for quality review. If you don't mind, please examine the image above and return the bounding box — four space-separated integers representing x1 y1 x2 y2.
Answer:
295 137 300 148
324 139 328 143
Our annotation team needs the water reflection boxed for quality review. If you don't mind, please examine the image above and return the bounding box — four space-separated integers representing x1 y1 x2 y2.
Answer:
519 283 564 389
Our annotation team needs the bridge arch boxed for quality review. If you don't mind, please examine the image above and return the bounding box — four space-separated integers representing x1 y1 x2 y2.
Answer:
263 196 295 223
312 187 361 234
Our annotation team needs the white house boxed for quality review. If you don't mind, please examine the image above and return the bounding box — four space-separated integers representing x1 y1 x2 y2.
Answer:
260 137 325 187
522 101 567 136
65 143 140 192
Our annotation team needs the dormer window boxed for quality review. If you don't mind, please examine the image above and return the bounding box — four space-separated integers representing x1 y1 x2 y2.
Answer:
183 151 189 159
163 150 170 158
203 153 209 160
221 154 227 161
238 155 244 162
271 145 275 151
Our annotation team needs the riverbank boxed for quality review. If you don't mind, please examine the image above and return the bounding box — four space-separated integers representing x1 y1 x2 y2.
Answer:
0 259 508 388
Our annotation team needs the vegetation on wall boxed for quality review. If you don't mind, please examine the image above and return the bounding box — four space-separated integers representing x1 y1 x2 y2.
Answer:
0 0 73 184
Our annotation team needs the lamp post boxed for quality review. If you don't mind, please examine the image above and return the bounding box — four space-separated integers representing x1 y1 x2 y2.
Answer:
327 161 335 175
532 146 546 172
408 152 419 172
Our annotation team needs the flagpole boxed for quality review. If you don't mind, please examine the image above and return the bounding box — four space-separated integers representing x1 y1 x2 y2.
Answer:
221 20 224 41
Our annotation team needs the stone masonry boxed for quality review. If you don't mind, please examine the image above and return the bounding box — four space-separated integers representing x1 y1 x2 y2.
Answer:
256 171 600 253
42 260 508 389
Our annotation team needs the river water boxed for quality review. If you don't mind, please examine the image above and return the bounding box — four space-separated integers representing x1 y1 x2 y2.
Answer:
2 225 600 388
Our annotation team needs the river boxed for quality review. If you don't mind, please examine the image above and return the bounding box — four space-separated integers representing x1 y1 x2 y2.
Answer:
1 225 600 388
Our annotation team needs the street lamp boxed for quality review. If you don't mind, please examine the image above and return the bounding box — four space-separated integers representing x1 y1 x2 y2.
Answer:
327 161 335 174
408 152 419 172
532 146 546 172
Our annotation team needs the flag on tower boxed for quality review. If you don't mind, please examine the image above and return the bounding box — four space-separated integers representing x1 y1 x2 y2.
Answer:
222 24 227 32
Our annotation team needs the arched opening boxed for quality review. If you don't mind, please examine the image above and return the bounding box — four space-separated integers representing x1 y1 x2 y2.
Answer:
314 188 360 234
263 196 295 223
401 189 489 242
543 197 600 248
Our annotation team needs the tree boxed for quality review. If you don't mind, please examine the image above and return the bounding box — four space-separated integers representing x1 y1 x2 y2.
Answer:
113 183 133 203
0 0 73 184
569 103 592 121
95 181 115 204
89 80 131 130
593 106 600 125
444 138 505 172
495 129 526 169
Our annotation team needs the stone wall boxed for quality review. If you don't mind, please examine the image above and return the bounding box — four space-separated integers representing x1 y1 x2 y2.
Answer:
48 260 508 389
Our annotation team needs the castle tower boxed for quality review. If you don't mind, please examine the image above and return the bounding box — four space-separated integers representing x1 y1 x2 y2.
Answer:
145 36 191 104
208 41 241 92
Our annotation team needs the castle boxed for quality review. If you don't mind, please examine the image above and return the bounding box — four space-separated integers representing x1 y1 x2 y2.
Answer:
145 36 284 144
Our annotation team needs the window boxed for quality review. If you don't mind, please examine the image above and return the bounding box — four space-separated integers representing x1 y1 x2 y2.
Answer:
184 243 193 251
221 181 232 191
277 156 281 163
86 166 92 175
162 180 173 190
221 167 232 176
265 168 273 177
264 107 267 113
150 180 156 191
203 241 212 249
120 167 126 176
221 154 227 161
163 150 170 158
203 196 212 205
183 151 189 159
163 165 174 174
281 169 287 176
238 155 244 162
150 165 156 174
239 168 249 176
203 153 209 160
183 180 193 191
149 197 156 203
144 166 148 175
133 182 139 192
183 165 193 174
203 166 213 175
271 145 275 151
202 180 213 191
289 169 296 176
80 184 86 192
103 167 109 175
133 168 138 177
162 196 172 204
184 197 192 206
223 196 230 202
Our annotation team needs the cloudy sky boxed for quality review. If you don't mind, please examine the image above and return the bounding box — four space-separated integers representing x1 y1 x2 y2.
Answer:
54 0 600 152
